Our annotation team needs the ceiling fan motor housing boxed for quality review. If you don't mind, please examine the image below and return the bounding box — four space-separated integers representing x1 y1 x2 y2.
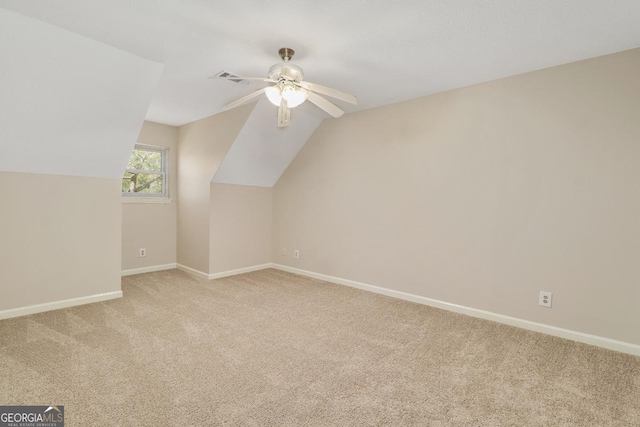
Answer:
269 63 304 83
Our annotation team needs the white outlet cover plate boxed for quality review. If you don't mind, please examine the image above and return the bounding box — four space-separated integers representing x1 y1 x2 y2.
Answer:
539 291 553 308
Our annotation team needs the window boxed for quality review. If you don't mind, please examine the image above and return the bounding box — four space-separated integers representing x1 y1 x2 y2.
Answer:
122 144 168 198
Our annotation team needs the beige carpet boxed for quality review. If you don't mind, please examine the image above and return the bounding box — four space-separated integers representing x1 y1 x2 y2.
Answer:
1 269 638 426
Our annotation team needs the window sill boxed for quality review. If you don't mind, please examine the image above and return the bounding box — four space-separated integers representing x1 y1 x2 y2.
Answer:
122 197 172 204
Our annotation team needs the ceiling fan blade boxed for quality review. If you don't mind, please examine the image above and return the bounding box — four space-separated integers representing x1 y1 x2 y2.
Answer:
209 76 276 83
221 88 265 111
307 92 345 118
300 82 357 105
278 99 290 128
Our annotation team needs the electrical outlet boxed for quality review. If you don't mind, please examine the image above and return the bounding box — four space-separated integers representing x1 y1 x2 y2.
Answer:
539 291 552 308
282 248 286 256
139 248 146 258
294 249 299 259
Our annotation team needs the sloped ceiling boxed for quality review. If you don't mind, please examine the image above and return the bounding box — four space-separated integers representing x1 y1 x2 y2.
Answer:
0 8 162 179
212 100 323 187
1 1 639 184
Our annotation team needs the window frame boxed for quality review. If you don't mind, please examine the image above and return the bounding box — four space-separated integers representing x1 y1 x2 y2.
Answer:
122 144 170 201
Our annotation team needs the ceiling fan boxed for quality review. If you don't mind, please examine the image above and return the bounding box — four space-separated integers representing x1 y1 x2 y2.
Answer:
211 48 357 128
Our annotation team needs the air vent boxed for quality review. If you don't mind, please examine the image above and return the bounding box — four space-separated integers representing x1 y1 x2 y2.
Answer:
214 70 245 83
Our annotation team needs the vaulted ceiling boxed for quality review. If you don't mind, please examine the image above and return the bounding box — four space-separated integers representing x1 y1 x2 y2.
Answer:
0 8 162 179
1 1 640 183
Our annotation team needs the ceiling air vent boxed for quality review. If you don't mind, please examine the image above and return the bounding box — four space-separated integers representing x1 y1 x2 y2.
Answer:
214 70 246 83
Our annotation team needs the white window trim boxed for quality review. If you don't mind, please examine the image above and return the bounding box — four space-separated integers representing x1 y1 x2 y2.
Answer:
122 197 172 204
122 144 170 203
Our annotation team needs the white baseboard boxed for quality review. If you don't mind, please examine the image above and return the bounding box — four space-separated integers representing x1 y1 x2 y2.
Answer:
176 264 210 280
271 264 640 356
209 263 272 279
0 291 123 320
121 263 177 276
176 263 271 280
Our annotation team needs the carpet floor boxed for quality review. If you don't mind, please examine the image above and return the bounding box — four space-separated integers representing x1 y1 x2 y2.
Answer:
1 268 638 426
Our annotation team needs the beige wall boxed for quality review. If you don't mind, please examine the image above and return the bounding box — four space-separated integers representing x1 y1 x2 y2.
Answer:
0 172 121 310
273 48 640 345
210 184 272 273
177 103 255 274
122 121 178 271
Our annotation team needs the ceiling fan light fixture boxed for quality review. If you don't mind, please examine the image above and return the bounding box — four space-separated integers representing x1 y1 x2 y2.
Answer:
264 84 307 108
264 85 282 106
281 85 308 108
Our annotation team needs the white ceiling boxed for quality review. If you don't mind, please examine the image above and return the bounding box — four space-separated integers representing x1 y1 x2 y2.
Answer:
1 0 639 127
213 99 323 187
1 1 639 186
0 8 162 179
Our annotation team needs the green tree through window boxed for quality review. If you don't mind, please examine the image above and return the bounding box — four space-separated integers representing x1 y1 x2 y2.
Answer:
122 145 168 197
